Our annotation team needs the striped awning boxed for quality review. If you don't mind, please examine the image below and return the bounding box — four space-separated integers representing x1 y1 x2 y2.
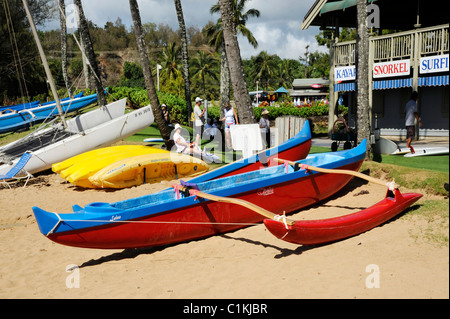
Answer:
373 78 412 90
334 82 355 92
418 75 449 87
335 75 449 92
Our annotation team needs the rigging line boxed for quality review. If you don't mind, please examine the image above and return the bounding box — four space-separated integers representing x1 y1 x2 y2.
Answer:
55 219 259 227
55 1 103 86
3 0 28 102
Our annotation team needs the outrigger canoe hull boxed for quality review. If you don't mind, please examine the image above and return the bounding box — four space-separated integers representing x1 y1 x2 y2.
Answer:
263 189 422 245
33 141 366 250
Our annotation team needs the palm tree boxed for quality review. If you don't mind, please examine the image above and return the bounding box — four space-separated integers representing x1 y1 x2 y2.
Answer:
190 50 219 100
210 0 259 47
160 42 182 81
57 0 72 98
73 0 106 106
129 0 173 150
215 0 257 124
356 0 371 158
208 0 259 114
277 59 295 89
254 51 277 90
173 0 192 123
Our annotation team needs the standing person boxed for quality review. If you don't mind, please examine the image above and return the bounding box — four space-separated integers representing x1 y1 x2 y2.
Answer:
259 109 270 149
193 97 206 147
405 91 422 154
161 104 172 127
220 102 239 150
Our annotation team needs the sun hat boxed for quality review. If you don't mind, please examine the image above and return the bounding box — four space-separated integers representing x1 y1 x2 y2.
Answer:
174 123 181 130
262 109 269 115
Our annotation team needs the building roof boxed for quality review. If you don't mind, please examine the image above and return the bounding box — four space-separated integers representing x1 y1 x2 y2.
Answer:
302 0 449 30
292 78 329 89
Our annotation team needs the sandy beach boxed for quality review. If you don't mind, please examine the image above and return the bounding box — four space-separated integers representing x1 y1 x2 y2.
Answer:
0 167 448 300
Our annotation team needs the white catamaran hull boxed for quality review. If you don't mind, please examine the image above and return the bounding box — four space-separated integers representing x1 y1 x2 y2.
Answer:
0 99 154 175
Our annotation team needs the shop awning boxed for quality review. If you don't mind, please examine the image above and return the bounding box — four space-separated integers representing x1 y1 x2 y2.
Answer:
334 82 355 92
274 86 288 94
335 78 412 91
373 78 413 90
320 0 377 15
418 75 449 87
335 75 449 92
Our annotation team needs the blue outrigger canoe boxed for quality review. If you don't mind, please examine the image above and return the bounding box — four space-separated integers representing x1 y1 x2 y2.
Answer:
0 92 96 134
0 92 83 114
33 140 372 249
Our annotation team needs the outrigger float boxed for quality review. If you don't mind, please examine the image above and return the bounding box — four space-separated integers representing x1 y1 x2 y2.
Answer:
32 139 422 249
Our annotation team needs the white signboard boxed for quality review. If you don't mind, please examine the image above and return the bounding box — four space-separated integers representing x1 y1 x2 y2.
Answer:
230 124 263 158
334 65 356 81
373 59 410 78
420 54 449 74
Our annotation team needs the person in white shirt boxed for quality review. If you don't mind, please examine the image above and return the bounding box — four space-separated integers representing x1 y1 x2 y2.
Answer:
173 124 202 155
220 102 239 150
193 97 206 147
405 91 422 154
259 109 270 148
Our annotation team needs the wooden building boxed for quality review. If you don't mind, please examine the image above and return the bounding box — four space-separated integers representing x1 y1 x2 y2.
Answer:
302 0 449 138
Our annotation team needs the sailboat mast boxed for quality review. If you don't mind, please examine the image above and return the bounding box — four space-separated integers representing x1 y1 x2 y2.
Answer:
22 0 67 128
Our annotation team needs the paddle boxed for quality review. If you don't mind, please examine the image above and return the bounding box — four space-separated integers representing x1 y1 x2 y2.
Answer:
273 158 399 190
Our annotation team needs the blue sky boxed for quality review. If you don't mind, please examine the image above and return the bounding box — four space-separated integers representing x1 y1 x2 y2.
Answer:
44 0 326 60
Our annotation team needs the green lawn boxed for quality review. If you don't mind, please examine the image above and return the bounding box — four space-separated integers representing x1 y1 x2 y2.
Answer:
373 153 449 173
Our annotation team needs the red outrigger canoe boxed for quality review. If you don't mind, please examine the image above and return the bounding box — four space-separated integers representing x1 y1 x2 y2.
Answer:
33 139 421 249
263 188 422 245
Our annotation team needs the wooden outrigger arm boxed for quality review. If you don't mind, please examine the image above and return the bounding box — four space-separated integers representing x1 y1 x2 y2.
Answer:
174 157 398 227
175 185 296 226
273 158 399 190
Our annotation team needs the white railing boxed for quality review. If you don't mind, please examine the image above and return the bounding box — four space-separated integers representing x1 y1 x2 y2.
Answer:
334 24 449 66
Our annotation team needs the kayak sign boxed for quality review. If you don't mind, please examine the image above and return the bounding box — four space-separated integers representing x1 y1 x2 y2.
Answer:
334 66 356 81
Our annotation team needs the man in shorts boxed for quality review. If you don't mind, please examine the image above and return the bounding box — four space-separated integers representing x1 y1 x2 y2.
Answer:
193 97 206 147
405 91 422 154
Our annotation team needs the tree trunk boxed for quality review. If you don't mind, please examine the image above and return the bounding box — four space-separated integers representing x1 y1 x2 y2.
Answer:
174 0 192 124
356 0 371 158
219 42 231 118
73 0 106 106
218 0 254 124
58 0 72 98
129 0 173 150
81 36 91 89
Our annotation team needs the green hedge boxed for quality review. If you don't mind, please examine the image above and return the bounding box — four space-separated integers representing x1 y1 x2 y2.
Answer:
107 86 348 125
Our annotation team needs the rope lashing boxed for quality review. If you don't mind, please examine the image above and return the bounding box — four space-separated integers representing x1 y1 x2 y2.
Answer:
172 184 181 199
283 161 289 174
274 213 291 230
46 213 63 236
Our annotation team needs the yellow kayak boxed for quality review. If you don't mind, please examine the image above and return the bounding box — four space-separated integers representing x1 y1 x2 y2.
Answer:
88 152 209 189
53 145 167 188
52 145 162 173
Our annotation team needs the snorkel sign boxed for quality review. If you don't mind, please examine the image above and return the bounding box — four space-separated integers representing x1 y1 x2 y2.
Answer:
373 59 410 78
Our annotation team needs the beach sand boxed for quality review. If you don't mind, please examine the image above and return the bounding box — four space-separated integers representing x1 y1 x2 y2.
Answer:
0 169 448 299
